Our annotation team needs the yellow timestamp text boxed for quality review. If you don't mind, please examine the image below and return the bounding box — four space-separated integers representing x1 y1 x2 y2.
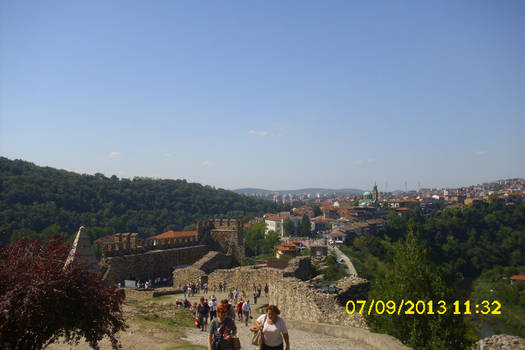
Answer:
345 299 502 316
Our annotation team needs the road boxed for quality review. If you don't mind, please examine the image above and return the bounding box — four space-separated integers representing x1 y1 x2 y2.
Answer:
329 244 358 277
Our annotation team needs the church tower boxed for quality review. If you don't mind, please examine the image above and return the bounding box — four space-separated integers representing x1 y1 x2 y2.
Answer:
373 182 379 206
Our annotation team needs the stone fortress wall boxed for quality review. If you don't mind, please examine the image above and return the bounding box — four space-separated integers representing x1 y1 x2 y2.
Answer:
268 276 368 329
100 219 245 283
102 232 199 258
197 219 245 264
172 256 313 292
102 245 209 283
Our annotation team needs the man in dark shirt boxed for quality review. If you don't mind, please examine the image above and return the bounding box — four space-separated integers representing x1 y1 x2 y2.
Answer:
197 297 210 332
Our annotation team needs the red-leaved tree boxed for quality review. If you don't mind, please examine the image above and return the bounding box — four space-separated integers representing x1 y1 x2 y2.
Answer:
0 236 127 349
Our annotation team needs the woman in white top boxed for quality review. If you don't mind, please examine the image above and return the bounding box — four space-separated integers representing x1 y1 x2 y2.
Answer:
255 305 290 350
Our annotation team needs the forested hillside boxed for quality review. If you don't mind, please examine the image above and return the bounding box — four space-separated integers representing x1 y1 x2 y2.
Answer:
0 157 288 243
343 201 525 343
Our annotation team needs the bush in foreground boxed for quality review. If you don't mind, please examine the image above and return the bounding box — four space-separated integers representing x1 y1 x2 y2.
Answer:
0 236 127 349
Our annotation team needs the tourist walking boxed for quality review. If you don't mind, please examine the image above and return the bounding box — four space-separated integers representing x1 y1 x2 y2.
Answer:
208 304 237 350
220 299 236 320
197 297 210 332
254 305 290 350
228 290 233 302
253 290 258 304
242 299 251 326
208 296 217 321
264 283 269 297
236 300 243 322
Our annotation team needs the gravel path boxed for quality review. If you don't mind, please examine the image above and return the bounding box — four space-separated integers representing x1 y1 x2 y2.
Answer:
182 319 374 350
182 290 374 350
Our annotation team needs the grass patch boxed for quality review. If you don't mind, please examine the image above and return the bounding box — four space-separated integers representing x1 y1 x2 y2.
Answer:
172 309 196 328
132 309 195 333
147 294 174 302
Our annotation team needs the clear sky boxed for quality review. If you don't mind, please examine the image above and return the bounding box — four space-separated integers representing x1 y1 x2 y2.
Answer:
1 1 524 191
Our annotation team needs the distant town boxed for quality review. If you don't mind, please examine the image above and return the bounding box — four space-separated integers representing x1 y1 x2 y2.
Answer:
239 178 525 259
235 178 525 205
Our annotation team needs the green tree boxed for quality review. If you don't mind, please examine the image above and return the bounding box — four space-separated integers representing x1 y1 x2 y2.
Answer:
283 218 295 237
312 205 322 217
245 222 267 256
366 231 473 349
300 214 311 237
324 254 346 281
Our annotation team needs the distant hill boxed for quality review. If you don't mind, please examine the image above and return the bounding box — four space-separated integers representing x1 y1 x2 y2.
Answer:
234 188 364 195
0 157 289 243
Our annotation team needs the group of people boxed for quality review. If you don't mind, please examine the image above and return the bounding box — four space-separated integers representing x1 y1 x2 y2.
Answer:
226 283 269 305
207 300 290 350
176 280 288 349
116 276 172 289
180 281 229 295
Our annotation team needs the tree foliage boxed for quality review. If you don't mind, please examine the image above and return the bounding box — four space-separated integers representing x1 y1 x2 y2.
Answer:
383 201 525 280
283 218 295 237
300 214 311 237
312 205 322 217
0 157 289 243
244 222 280 257
366 231 473 349
0 236 127 349
323 254 346 281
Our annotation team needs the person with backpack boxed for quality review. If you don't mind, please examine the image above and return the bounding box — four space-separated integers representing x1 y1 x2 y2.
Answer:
208 304 237 350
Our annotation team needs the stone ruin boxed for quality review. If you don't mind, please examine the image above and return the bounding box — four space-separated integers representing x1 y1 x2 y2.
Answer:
173 254 370 330
99 219 245 283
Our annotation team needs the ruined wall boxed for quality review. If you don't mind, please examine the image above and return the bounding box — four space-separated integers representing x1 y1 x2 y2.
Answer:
197 219 245 263
196 251 234 273
268 276 368 329
207 265 285 292
103 245 208 283
335 276 370 305
172 256 314 292
172 251 236 287
102 233 199 258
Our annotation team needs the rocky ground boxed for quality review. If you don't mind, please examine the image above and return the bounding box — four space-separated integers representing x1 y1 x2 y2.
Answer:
472 334 525 350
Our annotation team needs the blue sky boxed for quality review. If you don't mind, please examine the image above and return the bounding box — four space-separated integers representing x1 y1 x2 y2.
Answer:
1 1 524 191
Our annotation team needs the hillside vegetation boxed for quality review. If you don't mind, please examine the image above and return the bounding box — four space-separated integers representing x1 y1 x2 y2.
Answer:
343 201 525 345
0 157 288 243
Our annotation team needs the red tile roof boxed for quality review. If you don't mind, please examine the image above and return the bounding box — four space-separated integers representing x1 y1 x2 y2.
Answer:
510 275 525 281
149 230 197 239
276 245 298 252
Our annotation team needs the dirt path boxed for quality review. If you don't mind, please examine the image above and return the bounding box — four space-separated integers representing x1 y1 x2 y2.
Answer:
47 289 374 350
183 317 375 350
